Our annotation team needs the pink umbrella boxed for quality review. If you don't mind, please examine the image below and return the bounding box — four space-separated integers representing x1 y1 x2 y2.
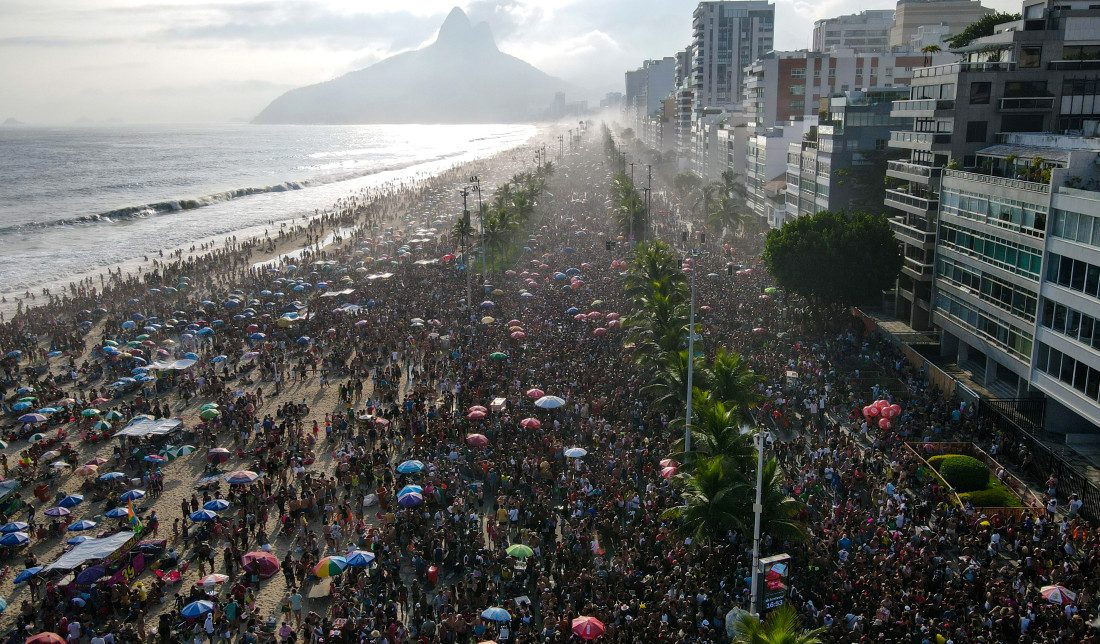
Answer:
519 417 541 430
468 405 488 414
659 458 678 468
466 433 489 448
510 332 527 340
507 319 521 326
573 314 587 321
467 410 487 420
1040 585 1077 605
526 389 544 399
572 617 605 640
660 466 678 479
592 328 608 336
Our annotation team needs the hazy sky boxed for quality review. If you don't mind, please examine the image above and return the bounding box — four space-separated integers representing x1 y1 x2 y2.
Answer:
2 0 1019 124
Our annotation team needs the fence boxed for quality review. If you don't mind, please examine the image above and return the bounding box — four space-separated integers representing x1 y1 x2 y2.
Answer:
978 399 1100 521
906 441 1044 521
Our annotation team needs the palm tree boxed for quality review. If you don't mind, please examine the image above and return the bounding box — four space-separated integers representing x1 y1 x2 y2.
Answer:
452 214 475 253
731 605 825 644
671 390 755 469
661 456 750 542
709 348 763 421
921 44 942 67
625 241 687 305
641 349 708 412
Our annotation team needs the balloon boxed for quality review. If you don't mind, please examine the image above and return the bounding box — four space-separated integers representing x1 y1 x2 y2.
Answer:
863 405 879 417
888 404 902 418
875 399 890 410
878 418 892 430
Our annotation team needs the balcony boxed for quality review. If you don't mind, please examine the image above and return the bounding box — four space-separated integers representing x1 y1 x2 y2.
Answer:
942 169 1050 194
999 96 1055 111
912 61 1017 77
889 216 937 249
887 160 942 184
891 98 955 116
903 256 935 279
1048 59 1100 70
889 130 951 151
884 188 939 215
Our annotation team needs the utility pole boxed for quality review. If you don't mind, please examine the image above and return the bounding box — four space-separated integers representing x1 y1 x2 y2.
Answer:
629 162 635 185
559 134 564 159
459 187 472 313
469 176 484 295
647 164 653 228
749 429 766 616
684 243 698 454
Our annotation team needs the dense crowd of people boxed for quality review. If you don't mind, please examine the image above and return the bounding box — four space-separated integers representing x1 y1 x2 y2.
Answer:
0 130 1096 644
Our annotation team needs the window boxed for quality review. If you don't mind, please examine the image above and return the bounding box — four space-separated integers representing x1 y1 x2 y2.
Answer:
970 82 992 104
966 121 988 143
790 68 806 78
789 85 805 96
1004 80 1048 97
1019 46 1042 68
1046 253 1100 299
1063 44 1100 61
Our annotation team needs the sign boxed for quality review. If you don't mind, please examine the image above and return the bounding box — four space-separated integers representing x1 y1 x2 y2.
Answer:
107 553 146 586
759 554 791 612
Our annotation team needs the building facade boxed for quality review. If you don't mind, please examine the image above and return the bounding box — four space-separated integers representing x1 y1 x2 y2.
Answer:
812 10 896 54
888 0 994 49
691 1 775 117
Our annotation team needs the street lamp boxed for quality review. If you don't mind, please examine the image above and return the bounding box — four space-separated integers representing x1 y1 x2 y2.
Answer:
749 427 766 616
683 231 704 454
469 175 484 294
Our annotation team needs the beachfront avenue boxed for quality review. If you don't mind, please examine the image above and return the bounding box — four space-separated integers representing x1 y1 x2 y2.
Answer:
0 122 1094 644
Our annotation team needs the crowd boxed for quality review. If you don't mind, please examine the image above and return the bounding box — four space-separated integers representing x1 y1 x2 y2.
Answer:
0 129 1096 644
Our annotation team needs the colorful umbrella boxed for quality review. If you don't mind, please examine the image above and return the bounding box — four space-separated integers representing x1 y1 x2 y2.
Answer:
313 556 348 578
572 616 605 640
398 492 423 507
104 507 129 518
25 633 65 644
198 573 228 586
43 507 70 517
81 409 101 418
199 409 220 421
189 509 218 522
207 447 231 464
1040 585 1077 605
203 499 230 511
67 520 97 532
181 600 214 618
525 388 545 399
396 460 424 474
505 544 534 559
58 495 84 508
519 418 541 430
240 551 280 578
397 484 423 498
0 532 29 546
99 471 125 481
224 470 259 485
0 522 28 534
119 489 146 502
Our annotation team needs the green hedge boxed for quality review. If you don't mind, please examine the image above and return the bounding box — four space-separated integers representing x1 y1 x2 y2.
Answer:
930 454 989 493
959 481 1023 508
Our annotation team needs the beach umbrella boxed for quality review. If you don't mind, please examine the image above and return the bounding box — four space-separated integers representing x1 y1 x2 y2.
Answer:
572 616 606 640
198 573 229 587
489 352 508 361
466 433 489 447
535 395 566 410
181 600 215 618
50 461 72 472
240 551 281 578
519 418 541 430
81 409 101 418
12 402 32 412
189 509 219 522
397 485 423 498
203 499 230 511
396 460 424 474
104 410 123 421
207 447 231 464
199 409 220 421
93 421 112 431
564 447 588 458
468 405 488 413
313 556 349 578
143 454 167 463
99 471 125 481
119 489 146 502
17 414 46 424
28 433 45 443
211 355 227 363
42 507 70 517
505 544 534 560
24 633 65 644
9 567 38 584
467 410 486 420
58 494 84 509
660 466 678 479
345 550 376 568
398 492 423 507
67 520 97 532
481 607 511 623
0 532 29 546
1040 585 1077 605
104 507 129 518
66 536 88 545
525 389 544 399
224 470 259 485
0 522 28 534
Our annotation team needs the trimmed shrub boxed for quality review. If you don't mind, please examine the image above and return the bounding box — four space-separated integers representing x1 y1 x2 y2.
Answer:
959 484 1022 508
932 454 989 493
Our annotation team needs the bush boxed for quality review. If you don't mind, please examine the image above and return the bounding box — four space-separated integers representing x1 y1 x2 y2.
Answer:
959 483 1023 508
932 454 989 492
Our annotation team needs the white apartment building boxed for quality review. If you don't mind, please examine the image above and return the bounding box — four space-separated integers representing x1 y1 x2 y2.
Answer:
812 10 896 54
690 1 775 117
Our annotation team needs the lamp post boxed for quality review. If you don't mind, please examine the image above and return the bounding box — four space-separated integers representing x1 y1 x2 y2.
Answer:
749 427 766 616
469 175 484 295
459 187 472 313
683 236 700 454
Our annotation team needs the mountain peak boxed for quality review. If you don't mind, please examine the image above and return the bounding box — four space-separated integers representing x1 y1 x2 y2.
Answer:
434 6 496 51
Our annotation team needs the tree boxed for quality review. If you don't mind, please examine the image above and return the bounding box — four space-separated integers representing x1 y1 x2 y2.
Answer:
673 172 702 205
921 43 942 67
672 390 755 469
731 605 825 644
708 348 762 420
762 210 902 322
945 12 1021 48
451 213 475 253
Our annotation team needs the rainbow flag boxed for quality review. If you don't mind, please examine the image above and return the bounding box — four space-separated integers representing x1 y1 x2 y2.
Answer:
127 499 143 531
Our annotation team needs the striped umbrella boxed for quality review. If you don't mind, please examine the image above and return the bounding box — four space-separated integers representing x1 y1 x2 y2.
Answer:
312 556 348 578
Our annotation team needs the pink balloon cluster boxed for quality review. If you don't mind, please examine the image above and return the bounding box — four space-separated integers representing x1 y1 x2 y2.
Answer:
862 399 902 430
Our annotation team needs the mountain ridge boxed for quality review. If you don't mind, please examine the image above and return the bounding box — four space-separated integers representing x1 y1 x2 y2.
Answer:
253 7 568 124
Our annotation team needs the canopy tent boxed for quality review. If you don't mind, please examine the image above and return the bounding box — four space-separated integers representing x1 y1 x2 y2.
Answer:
320 289 355 298
147 359 197 371
366 273 394 281
43 531 136 572
113 417 182 438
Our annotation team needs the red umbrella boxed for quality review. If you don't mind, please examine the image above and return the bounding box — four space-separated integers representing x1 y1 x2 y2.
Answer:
466 433 489 448
26 634 66 644
519 418 541 430
526 388 544 399
468 405 488 414
207 447 231 464
572 616 605 640
467 410 487 420
241 551 280 578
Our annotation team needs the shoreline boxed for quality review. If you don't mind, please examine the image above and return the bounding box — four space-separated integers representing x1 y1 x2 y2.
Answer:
0 124 546 319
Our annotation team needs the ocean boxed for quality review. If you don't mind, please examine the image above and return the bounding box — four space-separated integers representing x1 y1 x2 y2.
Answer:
0 123 535 294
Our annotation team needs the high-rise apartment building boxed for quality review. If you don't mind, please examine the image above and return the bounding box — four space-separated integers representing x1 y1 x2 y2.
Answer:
625 58 678 119
812 10 896 54
888 0 993 49
690 1 775 116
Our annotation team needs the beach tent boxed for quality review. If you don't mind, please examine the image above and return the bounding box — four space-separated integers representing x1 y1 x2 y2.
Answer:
43 531 137 572
147 358 197 371
113 417 182 438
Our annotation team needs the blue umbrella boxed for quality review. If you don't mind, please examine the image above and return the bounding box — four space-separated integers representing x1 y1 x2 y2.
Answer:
16 387 34 395
345 550 376 567
67 535 88 545
104 507 129 518
13 566 42 585
481 607 512 623
99 472 125 481
4 350 22 359
120 320 137 330
397 492 423 507
189 509 218 522
0 532 29 546
183 352 200 360
203 499 230 511
0 596 8 612
566 307 579 315
0 522 28 534
68 520 97 532
17 414 46 424
46 351 63 358
36 408 58 414
211 355 227 363
58 494 84 508
396 460 424 474
119 489 146 502
249 333 265 341
11 402 31 412
398 484 423 498
181 600 214 618
296 336 312 345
